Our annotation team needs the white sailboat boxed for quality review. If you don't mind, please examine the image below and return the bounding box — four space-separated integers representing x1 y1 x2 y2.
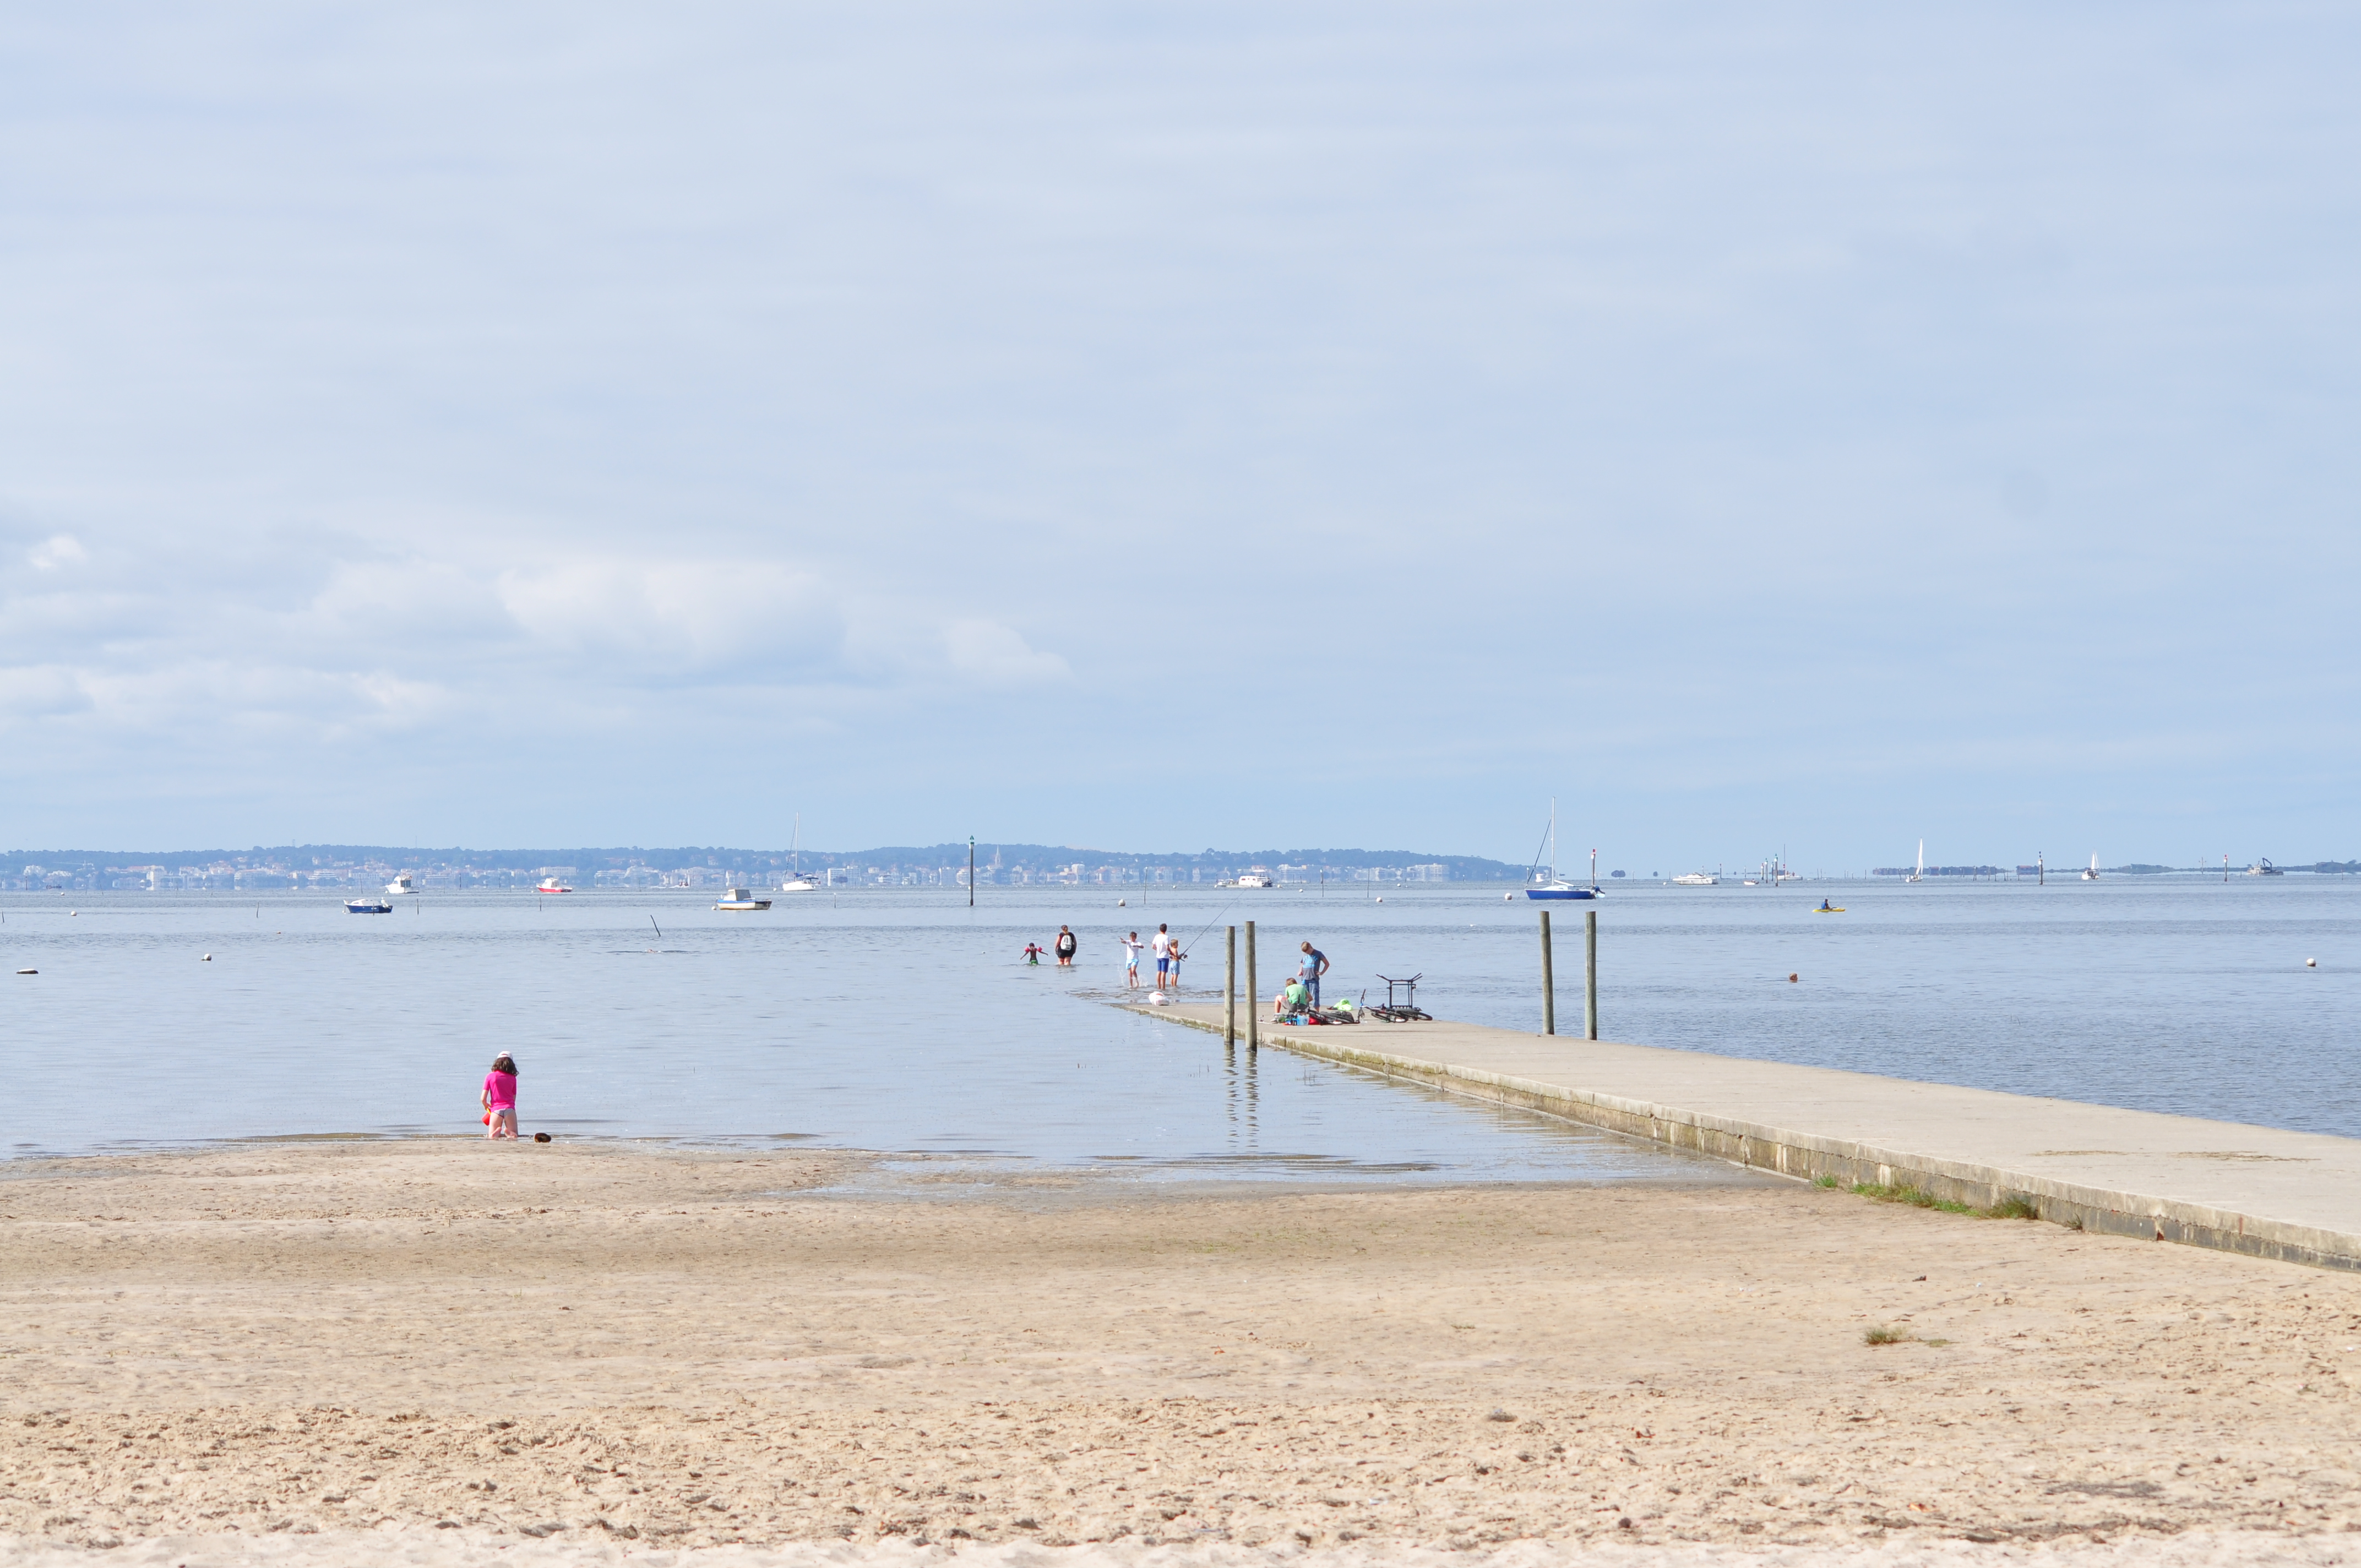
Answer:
1524 800 1599 900
1906 841 1924 883
777 814 818 892
2081 853 2101 881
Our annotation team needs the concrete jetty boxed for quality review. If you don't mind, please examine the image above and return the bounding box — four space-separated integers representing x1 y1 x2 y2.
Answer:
1128 1001 2361 1271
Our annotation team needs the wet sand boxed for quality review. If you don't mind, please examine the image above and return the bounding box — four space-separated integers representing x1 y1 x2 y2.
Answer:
2 1140 2358 1559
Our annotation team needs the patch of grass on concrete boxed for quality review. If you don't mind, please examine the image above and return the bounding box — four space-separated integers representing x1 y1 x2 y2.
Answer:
1813 1174 1841 1189
1848 1182 2046 1221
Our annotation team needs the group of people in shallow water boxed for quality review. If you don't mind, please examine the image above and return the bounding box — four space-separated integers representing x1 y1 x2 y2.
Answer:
1020 924 1334 1014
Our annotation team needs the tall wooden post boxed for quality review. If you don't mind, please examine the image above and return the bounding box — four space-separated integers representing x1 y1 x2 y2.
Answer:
1225 925 1237 1044
1584 908 1599 1041
1539 909 1555 1035
1245 920 1259 1050
968 837 976 907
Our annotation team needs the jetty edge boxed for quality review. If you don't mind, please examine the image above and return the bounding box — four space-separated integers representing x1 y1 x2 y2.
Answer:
1124 1000 2361 1272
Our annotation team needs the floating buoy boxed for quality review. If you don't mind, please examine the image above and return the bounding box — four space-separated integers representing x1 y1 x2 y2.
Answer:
69 911 77 917
1375 896 1383 903
2307 957 2319 968
202 954 213 961
1117 899 1126 906
1503 892 1513 901
15 968 34 975
1788 973 1799 983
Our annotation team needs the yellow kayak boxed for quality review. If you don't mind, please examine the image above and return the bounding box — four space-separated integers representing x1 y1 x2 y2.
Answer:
1814 905 1847 913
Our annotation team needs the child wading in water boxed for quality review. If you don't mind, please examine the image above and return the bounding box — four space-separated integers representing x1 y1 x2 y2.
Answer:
482 1053 519 1139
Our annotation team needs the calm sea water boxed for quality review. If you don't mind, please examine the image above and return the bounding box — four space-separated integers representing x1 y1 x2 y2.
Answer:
1 878 2352 1171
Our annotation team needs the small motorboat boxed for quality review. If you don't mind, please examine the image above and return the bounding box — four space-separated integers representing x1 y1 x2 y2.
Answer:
536 878 574 894
714 887 773 911
1232 872 1275 888
345 897 394 914
385 873 418 895
1671 870 1717 886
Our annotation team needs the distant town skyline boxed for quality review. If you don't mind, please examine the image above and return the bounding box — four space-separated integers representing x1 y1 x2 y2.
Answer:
5 840 2352 895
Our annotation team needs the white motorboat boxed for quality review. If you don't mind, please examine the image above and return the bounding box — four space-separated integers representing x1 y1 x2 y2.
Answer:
536 878 573 894
1232 871 1275 889
345 896 393 914
385 873 418 896
715 886 773 911
1671 870 1717 886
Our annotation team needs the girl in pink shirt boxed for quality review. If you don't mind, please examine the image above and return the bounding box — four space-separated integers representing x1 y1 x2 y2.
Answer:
482 1054 519 1140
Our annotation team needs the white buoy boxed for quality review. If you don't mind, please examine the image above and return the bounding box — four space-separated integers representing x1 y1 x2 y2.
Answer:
1503 892 1513 901
202 954 212 961
2307 957 2319 967
1117 899 1126 906
1375 896 1383 903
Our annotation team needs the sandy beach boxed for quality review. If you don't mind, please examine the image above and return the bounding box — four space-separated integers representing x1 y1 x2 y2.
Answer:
3 1140 2358 1562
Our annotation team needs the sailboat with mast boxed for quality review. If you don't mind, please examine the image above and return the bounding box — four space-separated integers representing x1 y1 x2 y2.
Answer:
777 814 818 892
1906 840 1924 883
1524 800 1600 900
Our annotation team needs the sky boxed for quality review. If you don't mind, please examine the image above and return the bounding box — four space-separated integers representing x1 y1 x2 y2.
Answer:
1 3 2355 870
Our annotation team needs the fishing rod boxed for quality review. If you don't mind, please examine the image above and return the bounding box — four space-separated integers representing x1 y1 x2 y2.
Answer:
1173 899 1238 961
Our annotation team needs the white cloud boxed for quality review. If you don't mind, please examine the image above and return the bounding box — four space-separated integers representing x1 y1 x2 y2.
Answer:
498 558 846 676
0 665 91 718
941 619 1071 689
302 559 514 645
26 535 86 571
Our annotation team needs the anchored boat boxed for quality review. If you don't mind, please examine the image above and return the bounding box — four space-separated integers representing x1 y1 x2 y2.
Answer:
345 896 394 914
536 877 574 894
385 873 418 896
715 886 773 911
1524 801 1600 900
777 814 819 891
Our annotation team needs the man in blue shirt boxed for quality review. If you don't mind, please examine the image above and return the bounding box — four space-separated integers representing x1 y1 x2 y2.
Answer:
1298 941 1329 1007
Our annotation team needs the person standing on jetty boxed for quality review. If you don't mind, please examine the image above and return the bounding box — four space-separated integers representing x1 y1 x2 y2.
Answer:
1298 941 1329 1007
481 1054 519 1140
1122 931 1143 987
1053 925 1078 967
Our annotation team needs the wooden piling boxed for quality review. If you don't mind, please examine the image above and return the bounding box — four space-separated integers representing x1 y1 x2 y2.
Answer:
1539 909 1555 1035
1225 925 1237 1044
1584 908 1598 1041
1245 921 1258 1050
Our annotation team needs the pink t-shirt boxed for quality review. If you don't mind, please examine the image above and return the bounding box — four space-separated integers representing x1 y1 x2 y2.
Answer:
483 1070 516 1110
